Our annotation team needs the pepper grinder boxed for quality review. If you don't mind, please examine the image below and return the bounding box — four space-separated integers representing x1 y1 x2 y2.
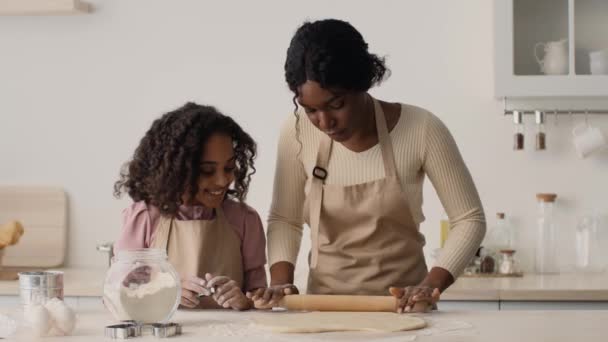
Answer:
535 110 546 150
513 110 524 150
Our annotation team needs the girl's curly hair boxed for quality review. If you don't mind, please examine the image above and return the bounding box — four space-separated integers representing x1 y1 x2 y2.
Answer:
114 102 257 216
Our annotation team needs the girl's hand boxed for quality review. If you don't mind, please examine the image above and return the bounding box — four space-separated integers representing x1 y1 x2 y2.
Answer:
205 273 252 311
180 275 207 308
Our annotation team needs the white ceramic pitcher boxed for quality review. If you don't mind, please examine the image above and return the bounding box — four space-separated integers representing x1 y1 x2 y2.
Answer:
534 39 569 75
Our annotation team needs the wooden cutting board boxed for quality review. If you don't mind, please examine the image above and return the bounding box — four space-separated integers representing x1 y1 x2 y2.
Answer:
0 186 67 267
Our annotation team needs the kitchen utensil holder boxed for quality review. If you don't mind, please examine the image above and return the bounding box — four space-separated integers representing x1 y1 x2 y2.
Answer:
505 109 608 115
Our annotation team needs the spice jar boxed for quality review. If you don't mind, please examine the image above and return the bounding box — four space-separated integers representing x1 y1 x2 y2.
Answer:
513 110 524 150
480 248 495 274
535 110 546 150
499 249 517 274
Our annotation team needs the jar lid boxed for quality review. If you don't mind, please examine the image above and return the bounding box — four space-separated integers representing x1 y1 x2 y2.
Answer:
115 248 168 262
536 193 557 202
499 249 516 255
18 271 64 289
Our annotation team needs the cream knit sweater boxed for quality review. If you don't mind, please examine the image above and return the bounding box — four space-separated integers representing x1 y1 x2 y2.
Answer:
267 103 486 277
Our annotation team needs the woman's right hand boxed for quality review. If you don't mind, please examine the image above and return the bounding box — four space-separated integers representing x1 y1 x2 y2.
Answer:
179 275 208 308
246 284 299 309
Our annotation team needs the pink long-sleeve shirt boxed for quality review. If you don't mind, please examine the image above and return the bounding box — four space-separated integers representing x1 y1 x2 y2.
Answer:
114 200 267 291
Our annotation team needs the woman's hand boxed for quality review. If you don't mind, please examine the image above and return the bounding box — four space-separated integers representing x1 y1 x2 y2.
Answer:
246 284 299 309
389 285 440 313
205 273 252 311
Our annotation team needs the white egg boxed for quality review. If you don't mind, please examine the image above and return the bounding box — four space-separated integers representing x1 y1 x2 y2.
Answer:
23 304 52 337
44 298 76 336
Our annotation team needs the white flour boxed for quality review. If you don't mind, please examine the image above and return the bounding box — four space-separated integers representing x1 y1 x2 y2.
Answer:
104 271 179 324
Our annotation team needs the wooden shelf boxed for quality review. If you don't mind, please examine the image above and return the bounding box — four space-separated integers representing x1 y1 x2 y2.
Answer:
0 0 92 15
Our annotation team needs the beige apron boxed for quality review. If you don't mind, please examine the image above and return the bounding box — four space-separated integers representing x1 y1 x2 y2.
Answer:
150 207 244 292
305 97 428 295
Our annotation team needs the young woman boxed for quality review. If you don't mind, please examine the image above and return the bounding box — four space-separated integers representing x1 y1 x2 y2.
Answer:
251 19 486 313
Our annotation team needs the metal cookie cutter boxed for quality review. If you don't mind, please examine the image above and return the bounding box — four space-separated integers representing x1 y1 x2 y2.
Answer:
105 323 142 339
197 285 217 298
151 323 182 338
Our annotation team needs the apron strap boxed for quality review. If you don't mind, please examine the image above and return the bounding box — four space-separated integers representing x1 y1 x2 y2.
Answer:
156 216 174 253
372 97 398 179
214 205 226 224
309 133 332 269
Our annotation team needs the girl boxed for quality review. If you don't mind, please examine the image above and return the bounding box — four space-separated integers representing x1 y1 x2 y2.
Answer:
114 102 266 311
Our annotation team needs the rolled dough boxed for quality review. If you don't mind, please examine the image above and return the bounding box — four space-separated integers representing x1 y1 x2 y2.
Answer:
254 312 426 333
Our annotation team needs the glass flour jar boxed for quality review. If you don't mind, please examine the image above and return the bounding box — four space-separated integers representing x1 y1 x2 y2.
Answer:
103 249 181 324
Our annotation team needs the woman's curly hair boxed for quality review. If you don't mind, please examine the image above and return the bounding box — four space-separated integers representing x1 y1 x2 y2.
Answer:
284 19 390 149
114 102 257 216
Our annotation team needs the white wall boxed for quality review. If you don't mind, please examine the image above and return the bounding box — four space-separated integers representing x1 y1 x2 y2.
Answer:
1 0 607 287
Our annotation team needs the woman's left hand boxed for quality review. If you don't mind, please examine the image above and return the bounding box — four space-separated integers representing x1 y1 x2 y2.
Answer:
204 273 251 311
389 286 441 313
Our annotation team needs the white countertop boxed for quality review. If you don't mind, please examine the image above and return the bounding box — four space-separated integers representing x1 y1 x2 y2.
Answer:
3 307 608 341
2 268 608 301
0 268 106 297
443 273 608 301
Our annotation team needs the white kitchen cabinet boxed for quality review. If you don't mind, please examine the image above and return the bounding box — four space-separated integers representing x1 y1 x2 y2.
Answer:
441 300 608 311
494 0 608 97
440 300 500 311
500 301 608 310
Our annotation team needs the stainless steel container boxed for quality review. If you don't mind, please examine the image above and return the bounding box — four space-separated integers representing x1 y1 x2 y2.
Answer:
18 271 64 306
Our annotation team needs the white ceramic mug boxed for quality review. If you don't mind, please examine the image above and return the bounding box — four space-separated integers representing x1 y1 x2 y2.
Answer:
589 49 608 75
534 39 569 75
572 122 607 158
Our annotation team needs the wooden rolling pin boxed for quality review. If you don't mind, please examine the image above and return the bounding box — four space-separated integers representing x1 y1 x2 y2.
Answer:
277 295 396 312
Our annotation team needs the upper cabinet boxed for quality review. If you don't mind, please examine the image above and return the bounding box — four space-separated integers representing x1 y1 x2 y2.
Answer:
494 0 608 98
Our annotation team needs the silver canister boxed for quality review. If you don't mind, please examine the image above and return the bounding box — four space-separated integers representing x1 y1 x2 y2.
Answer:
18 271 64 306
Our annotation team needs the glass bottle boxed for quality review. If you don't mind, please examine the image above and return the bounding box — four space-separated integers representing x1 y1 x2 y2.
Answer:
535 193 559 274
575 213 605 273
482 212 513 268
